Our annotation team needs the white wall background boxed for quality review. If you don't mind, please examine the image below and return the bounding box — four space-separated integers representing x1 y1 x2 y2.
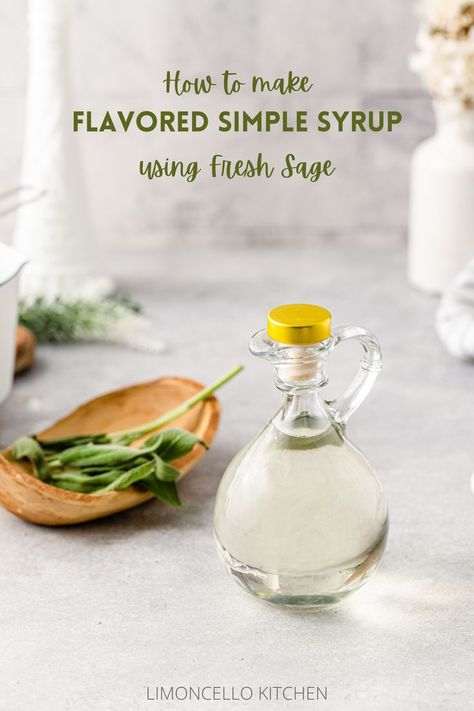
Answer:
0 0 432 249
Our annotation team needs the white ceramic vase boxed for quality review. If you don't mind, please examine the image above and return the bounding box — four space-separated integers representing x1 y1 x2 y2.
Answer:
13 0 113 301
408 104 474 295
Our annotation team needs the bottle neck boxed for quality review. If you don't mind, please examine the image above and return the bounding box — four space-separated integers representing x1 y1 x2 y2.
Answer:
272 348 329 392
248 329 334 435
275 386 333 437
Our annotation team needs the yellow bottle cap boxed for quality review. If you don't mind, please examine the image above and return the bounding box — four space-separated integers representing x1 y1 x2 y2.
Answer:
267 304 331 345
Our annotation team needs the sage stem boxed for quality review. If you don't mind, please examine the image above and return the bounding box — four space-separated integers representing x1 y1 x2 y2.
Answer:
110 365 243 442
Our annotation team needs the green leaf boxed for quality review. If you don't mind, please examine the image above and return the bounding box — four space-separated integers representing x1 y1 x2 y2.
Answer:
10 436 49 481
51 470 122 486
52 480 102 494
113 433 139 446
38 433 110 451
58 443 148 468
79 466 125 474
153 454 181 482
141 474 182 508
96 460 155 493
144 428 207 462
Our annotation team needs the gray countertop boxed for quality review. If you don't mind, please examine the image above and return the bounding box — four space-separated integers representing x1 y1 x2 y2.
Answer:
0 243 473 711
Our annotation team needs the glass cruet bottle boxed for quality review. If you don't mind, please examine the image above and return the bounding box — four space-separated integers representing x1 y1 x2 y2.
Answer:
214 304 388 608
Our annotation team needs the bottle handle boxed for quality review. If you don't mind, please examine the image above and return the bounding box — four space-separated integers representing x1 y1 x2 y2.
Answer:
325 325 382 425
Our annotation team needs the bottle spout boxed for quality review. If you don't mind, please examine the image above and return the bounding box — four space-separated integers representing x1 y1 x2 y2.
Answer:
249 328 330 390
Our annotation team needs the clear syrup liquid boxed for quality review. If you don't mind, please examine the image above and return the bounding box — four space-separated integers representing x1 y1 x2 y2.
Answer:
214 422 388 607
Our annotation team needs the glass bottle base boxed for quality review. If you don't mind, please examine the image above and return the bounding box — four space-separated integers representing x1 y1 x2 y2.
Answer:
215 531 387 609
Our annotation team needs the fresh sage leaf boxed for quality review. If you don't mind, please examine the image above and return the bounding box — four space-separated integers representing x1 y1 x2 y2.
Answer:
153 454 181 482
141 474 182 508
113 433 139 446
51 470 122 486
52 480 103 494
58 443 148 468
11 436 49 481
145 428 207 462
96 460 156 493
37 433 110 450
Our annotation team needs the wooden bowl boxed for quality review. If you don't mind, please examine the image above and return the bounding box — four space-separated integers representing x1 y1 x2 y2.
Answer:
0 377 220 526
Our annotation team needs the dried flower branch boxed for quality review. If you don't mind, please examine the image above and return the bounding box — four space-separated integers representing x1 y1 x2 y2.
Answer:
411 1 474 108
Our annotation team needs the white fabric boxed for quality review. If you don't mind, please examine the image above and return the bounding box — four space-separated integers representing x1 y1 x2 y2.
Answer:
437 258 474 360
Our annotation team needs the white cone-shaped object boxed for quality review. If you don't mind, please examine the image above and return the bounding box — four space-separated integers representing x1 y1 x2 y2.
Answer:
437 258 474 361
13 0 113 301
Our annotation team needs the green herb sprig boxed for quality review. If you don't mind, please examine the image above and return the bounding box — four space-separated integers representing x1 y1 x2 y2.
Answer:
10 366 243 507
19 294 141 344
